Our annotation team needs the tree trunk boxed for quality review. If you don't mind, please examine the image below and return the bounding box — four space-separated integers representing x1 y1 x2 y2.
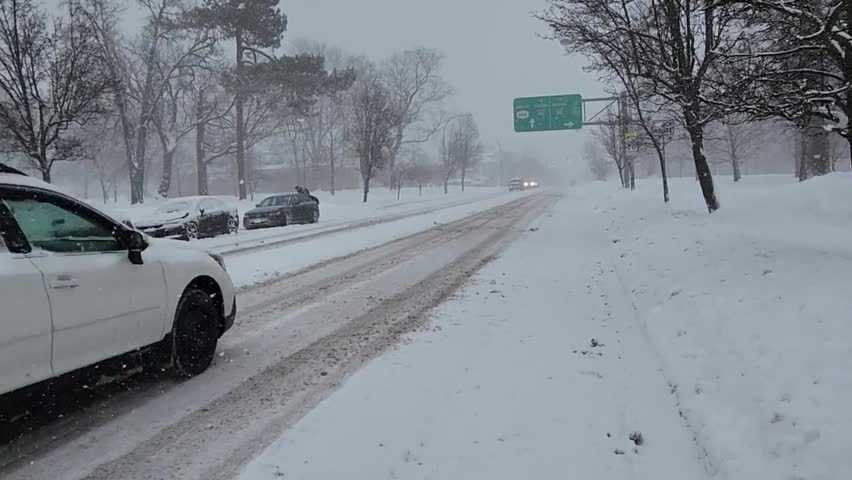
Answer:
130 23 162 205
626 158 635 190
727 126 742 182
802 117 831 178
196 114 208 196
329 130 335 195
132 122 150 204
158 148 175 198
461 166 466 192
419 183 422 197
615 162 625 188
732 153 741 182
235 32 248 200
443 175 449 194
130 165 145 204
38 156 51 182
388 132 403 190
686 124 719 212
362 174 370 202
795 130 806 181
301 150 308 186
847 134 852 172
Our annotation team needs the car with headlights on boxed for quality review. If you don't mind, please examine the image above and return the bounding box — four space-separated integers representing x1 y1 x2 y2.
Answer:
243 192 320 230
134 196 239 240
0 166 236 396
509 178 538 191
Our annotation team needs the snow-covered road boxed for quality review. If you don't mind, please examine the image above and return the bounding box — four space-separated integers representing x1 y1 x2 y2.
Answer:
237 190 711 480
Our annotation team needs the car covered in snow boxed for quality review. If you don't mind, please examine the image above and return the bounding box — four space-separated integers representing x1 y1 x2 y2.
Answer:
0 166 237 396
243 192 320 230
133 196 239 240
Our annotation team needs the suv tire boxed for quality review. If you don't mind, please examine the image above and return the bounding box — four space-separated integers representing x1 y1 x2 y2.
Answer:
171 289 220 377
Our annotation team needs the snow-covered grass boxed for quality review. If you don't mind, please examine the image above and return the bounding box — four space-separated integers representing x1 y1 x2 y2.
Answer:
238 173 852 480
599 174 852 480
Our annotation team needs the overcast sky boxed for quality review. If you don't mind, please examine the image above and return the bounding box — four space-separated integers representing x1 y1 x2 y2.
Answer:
284 0 609 168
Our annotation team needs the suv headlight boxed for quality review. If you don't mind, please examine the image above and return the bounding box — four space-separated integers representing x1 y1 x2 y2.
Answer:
209 252 227 272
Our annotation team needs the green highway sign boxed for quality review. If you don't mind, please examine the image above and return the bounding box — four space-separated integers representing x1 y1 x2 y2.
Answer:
513 94 583 132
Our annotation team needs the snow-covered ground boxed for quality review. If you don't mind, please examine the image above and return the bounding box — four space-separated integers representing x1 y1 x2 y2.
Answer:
238 174 852 480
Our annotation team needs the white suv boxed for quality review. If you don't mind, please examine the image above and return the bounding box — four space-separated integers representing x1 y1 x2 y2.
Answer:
0 170 236 396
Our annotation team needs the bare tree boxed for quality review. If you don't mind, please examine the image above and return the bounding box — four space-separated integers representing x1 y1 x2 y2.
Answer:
584 140 609 181
439 115 480 193
540 0 745 212
707 115 768 182
292 40 358 195
346 75 395 202
450 116 482 192
593 113 626 187
383 47 453 189
151 45 229 197
0 0 108 182
81 0 216 203
407 148 437 197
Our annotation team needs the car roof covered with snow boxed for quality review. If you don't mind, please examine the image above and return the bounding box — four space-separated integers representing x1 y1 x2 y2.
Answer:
0 172 70 195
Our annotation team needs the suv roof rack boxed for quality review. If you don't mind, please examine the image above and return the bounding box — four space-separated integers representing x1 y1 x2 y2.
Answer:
0 163 26 175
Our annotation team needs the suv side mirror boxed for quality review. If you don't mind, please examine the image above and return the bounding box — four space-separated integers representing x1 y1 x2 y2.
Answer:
125 230 148 265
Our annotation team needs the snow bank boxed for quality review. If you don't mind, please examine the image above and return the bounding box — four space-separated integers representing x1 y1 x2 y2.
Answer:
591 173 852 480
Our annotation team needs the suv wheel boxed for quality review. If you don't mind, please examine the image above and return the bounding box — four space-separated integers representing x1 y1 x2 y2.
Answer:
283 212 292 226
171 289 219 377
311 210 319 224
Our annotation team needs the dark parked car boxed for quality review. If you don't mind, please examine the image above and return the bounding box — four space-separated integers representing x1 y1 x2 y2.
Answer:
243 192 320 230
134 197 239 240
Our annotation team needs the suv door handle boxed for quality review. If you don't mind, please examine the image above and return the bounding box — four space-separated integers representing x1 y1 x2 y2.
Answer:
49 275 79 289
